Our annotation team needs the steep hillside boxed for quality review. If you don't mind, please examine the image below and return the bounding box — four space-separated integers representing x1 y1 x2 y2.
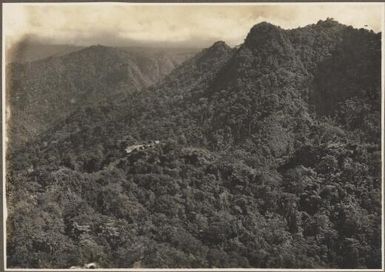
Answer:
6 45 196 147
6 19 382 269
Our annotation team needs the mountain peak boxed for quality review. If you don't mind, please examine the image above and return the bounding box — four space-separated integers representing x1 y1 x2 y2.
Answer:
250 21 280 31
76 44 116 55
211 40 229 48
244 21 287 49
197 41 232 61
316 18 342 28
207 41 231 53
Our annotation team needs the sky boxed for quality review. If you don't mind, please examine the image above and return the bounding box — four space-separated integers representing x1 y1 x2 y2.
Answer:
3 3 384 50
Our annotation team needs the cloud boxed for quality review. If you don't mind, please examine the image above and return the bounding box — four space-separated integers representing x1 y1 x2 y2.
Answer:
3 3 384 49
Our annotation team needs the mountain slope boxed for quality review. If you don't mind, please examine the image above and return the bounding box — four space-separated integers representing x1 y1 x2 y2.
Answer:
6 19 382 268
7 41 83 63
6 45 197 147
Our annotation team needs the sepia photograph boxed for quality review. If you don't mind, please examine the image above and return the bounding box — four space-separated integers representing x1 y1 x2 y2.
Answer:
2 2 384 270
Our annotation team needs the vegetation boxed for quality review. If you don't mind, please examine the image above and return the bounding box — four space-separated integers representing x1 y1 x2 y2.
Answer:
6 46 196 147
6 19 382 268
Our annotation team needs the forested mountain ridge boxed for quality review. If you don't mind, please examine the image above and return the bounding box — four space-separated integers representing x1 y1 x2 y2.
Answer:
6 45 197 147
7 19 382 268
7 41 83 63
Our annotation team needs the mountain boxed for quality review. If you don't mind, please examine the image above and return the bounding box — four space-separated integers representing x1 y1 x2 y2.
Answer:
6 19 382 269
6 45 197 147
7 40 83 63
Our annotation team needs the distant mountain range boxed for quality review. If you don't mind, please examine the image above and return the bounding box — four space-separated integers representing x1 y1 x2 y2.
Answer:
6 19 382 269
7 41 84 63
7 44 198 147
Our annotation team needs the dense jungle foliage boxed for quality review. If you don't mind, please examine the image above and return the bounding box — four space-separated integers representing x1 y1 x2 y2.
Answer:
6 19 382 268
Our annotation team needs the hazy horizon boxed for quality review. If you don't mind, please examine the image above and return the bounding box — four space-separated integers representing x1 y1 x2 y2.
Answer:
4 3 384 51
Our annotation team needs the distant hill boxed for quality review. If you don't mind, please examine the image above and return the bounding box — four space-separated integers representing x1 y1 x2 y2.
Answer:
7 41 83 63
6 45 197 147
6 19 382 269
